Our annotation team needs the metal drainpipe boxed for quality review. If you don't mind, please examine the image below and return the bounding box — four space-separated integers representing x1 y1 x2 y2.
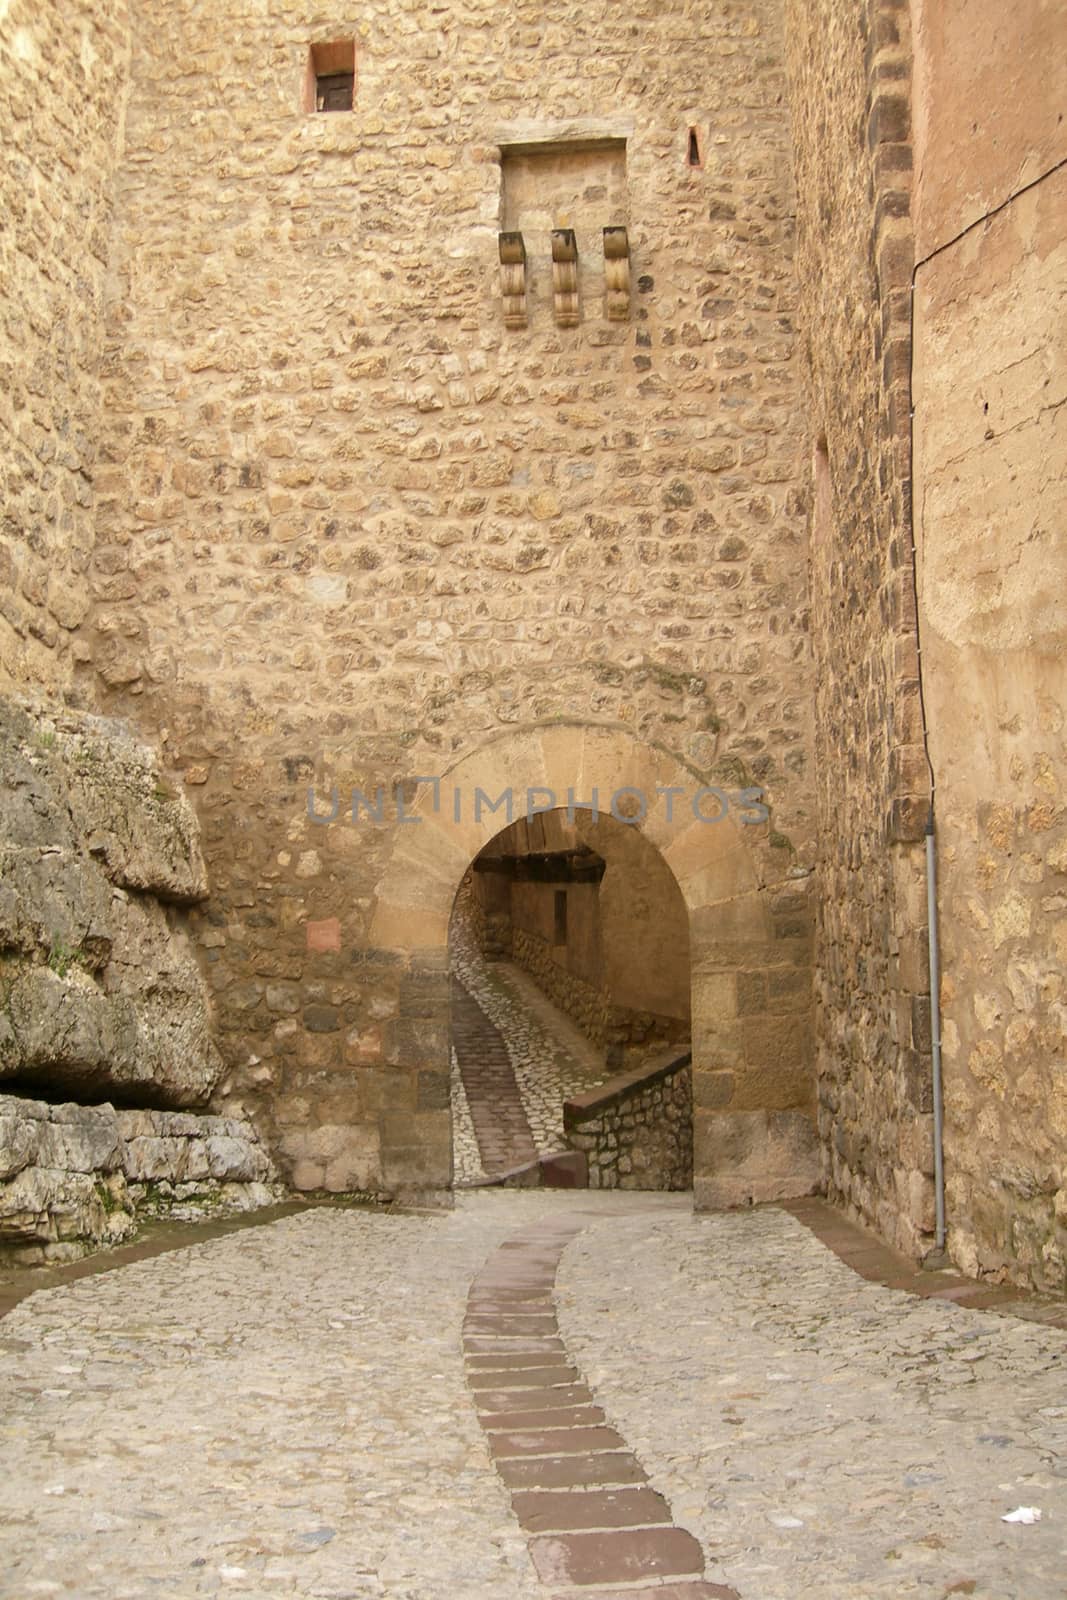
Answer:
924 809 946 1251
909 271 946 1260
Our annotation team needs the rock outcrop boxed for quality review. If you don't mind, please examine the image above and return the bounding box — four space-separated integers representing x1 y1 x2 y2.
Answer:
0 700 222 1106
0 1093 281 1263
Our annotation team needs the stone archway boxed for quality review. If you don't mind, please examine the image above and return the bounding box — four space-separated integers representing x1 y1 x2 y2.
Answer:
369 722 818 1208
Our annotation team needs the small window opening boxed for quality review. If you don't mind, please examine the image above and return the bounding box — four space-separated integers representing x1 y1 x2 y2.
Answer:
553 890 568 947
687 126 704 168
304 40 356 113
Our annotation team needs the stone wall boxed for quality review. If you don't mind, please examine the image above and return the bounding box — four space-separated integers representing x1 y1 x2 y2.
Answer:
564 1052 692 1191
0 1093 280 1264
77 0 819 1198
0 0 131 692
512 924 610 1047
910 0 1067 1292
786 0 934 1260
508 908 690 1067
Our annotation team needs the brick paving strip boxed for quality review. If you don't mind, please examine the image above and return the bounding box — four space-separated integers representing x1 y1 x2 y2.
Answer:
452 977 539 1178
783 1196 1067 1329
464 1214 739 1599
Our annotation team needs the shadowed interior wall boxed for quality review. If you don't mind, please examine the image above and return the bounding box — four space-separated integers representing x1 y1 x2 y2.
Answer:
470 808 691 1056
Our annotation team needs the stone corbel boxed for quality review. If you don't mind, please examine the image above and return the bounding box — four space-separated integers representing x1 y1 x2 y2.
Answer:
551 229 580 327
603 226 630 321
498 231 527 329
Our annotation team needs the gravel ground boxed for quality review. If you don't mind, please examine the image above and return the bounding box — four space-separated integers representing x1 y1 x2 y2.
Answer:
2 1193 1064 1600
0 1200 559 1600
557 1202 1067 1600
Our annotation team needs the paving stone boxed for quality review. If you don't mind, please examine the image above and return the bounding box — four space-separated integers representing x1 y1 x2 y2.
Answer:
529 1526 706 1585
495 1451 650 1491
481 1403 606 1430
511 1485 673 1532
475 1383 595 1411
489 1424 630 1458
556 1201 1067 1600
1 1188 1063 1600
549 1586 740 1600
449 901 608 1184
466 1360 579 1382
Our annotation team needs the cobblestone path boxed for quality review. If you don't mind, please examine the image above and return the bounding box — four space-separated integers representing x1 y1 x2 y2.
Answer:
451 978 538 1180
1 1192 1065 1600
466 1214 737 1598
450 906 607 1185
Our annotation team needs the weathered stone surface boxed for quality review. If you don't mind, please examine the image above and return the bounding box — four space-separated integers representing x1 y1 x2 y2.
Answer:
63 741 208 904
0 701 207 905
0 1167 130 1253
0 846 114 969
0 700 221 1107
0 1093 279 1261
913 131 1066 1292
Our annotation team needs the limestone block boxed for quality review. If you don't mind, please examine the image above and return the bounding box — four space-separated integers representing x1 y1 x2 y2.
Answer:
35 1107 123 1175
0 1114 39 1182
0 1167 129 1247
2 957 221 1108
0 735 76 853
0 846 113 969
203 1135 272 1183
693 1109 821 1208
122 1136 191 1182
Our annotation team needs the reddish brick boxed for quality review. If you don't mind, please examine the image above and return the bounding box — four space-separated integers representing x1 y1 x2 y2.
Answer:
481 1404 605 1431
511 1485 672 1533
496 1452 648 1491
470 1363 579 1388
529 1526 705 1586
489 1425 628 1458
549 1585 739 1600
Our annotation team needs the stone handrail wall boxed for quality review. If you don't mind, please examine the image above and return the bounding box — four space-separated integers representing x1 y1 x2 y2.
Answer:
564 1050 692 1191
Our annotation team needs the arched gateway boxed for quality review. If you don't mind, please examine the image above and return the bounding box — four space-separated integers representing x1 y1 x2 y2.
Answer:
368 722 819 1209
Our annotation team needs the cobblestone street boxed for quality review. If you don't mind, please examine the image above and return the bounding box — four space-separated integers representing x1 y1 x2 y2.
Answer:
450 901 607 1185
1 1193 1064 1600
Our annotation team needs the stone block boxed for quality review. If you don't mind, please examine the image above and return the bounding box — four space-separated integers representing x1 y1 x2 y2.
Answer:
693 1110 820 1207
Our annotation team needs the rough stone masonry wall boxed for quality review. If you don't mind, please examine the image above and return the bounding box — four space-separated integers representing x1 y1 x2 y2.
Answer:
564 1054 692 1190
0 0 131 693
78 0 818 1194
786 0 935 1258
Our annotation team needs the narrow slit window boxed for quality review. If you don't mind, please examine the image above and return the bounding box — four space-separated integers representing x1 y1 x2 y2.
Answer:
687 126 704 168
553 890 568 947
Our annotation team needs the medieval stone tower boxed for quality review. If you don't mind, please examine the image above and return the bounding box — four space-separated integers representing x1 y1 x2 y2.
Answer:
1 0 1063 1294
